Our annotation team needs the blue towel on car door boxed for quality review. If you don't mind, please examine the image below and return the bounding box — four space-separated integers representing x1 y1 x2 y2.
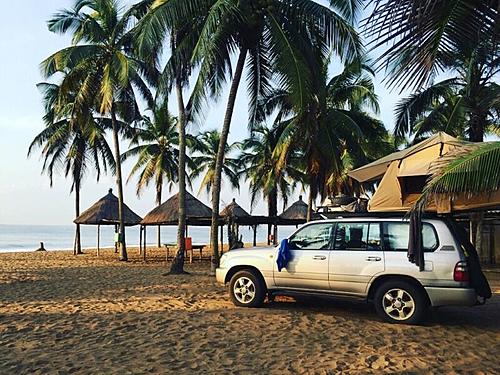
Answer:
276 239 292 272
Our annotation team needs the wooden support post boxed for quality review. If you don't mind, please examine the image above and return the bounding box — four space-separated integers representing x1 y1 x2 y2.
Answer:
143 227 147 262
143 226 147 261
139 226 142 255
253 225 257 247
220 225 224 255
273 224 278 246
97 225 100 257
114 224 118 253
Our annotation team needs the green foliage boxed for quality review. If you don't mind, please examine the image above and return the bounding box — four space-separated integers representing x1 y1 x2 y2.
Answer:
136 0 363 124
366 0 498 90
121 98 192 203
239 124 307 212
190 130 241 196
393 39 500 143
257 55 392 201
41 0 154 122
28 81 115 191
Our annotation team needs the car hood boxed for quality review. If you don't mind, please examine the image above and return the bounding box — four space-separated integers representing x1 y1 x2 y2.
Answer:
224 246 277 256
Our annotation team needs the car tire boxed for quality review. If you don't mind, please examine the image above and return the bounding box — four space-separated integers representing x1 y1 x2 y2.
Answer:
374 280 428 324
229 270 266 308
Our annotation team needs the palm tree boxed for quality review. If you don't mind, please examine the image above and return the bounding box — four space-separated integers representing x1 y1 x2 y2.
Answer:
121 98 181 247
28 82 115 254
136 3 201 274
365 0 498 90
191 130 241 197
394 40 500 143
258 56 390 219
239 124 306 243
138 0 362 271
41 0 154 261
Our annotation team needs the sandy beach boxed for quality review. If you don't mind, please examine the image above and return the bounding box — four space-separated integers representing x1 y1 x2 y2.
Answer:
0 248 499 374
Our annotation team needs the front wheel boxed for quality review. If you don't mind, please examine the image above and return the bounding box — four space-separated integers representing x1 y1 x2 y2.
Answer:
374 280 428 324
229 270 266 307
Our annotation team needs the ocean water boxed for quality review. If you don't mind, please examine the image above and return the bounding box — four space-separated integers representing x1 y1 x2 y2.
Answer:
0 224 297 252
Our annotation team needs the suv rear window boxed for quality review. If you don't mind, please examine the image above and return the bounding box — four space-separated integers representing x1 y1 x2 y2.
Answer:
383 222 439 252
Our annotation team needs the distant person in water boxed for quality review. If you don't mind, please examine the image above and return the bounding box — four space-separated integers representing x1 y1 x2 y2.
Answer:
35 242 46 252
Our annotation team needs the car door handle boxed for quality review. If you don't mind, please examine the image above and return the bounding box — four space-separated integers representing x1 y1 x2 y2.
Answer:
365 256 382 262
313 255 326 260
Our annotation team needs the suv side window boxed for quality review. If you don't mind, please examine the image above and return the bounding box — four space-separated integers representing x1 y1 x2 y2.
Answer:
334 222 382 251
383 222 439 252
288 223 335 250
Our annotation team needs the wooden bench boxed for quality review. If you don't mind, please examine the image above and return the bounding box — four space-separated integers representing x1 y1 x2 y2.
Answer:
163 243 206 263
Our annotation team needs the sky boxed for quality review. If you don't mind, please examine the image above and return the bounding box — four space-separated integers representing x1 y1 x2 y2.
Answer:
0 0 405 225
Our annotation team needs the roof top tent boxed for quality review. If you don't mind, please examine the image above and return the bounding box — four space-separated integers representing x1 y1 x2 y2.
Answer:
349 132 500 213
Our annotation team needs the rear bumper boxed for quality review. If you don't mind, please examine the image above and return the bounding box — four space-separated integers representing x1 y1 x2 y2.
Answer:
425 287 477 307
215 267 228 285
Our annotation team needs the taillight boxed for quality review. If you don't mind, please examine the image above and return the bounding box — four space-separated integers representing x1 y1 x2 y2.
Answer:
454 261 469 282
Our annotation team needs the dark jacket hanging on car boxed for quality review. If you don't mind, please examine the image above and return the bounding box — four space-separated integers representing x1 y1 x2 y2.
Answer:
449 220 492 300
408 211 424 271
408 214 491 300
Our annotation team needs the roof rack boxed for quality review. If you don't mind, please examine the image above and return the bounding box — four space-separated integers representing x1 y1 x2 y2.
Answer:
312 211 441 219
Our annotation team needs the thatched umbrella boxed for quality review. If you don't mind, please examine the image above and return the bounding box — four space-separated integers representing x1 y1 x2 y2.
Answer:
142 191 213 226
273 195 309 245
279 195 308 224
74 189 142 255
140 191 214 260
220 198 251 218
221 198 250 248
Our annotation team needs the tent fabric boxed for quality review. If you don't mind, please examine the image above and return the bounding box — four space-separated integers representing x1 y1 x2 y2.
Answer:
361 133 500 213
349 132 470 183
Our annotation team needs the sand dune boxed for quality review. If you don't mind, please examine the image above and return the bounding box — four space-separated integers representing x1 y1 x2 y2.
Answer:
0 248 499 374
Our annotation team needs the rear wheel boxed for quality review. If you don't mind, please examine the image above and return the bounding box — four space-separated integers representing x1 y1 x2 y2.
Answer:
374 280 427 324
229 270 266 307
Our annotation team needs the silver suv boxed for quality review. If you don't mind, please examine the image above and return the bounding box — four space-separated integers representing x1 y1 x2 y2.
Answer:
216 217 480 324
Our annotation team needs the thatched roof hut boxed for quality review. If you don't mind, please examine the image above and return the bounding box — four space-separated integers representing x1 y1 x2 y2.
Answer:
74 189 142 226
221 198 251 218
278 195 308 225
141 191 213 226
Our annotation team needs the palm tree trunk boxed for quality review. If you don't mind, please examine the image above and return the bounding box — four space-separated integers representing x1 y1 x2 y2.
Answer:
210 48 248 274
74 179 83 255
170 76 187 274
469 111 486 142
111 104 127 261
156 182 162 248
307 187 314 222
474 212 485 261
267 188 278 245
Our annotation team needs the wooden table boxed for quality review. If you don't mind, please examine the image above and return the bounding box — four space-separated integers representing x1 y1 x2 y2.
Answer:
163 243 206 263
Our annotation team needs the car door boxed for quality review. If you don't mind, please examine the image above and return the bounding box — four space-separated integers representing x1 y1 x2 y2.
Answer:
274 222 334 291
329 222 385 295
